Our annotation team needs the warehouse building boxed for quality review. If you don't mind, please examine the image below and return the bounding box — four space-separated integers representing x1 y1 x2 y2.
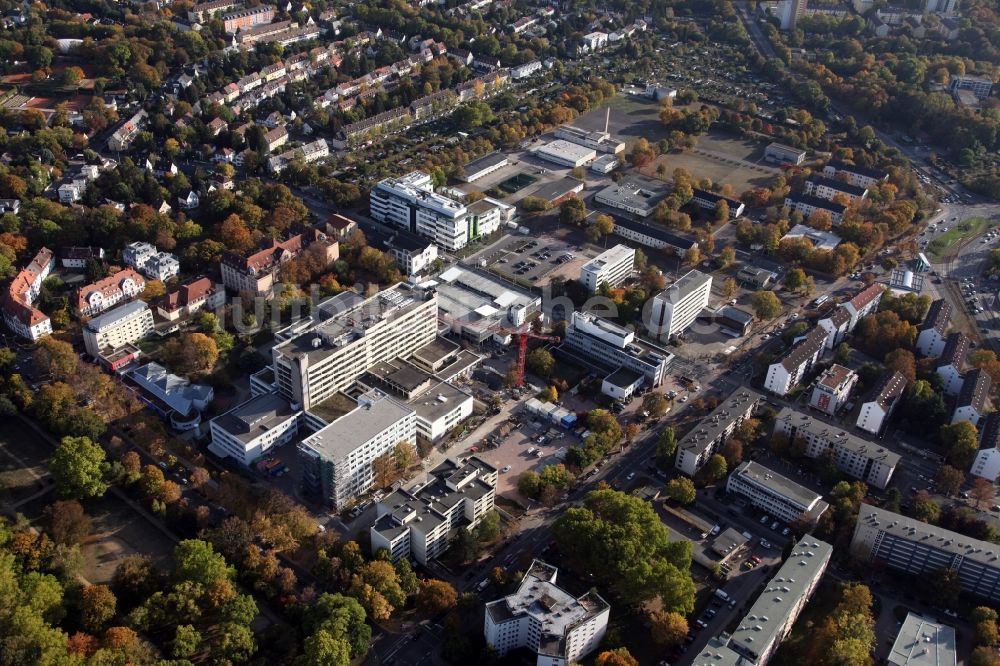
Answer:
594 179 669 217
460 152 509 183
532 140 597 168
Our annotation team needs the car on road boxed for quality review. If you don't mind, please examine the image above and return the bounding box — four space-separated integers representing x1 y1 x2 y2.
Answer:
627 472 636 481
760 539 773 549
759 515 770 524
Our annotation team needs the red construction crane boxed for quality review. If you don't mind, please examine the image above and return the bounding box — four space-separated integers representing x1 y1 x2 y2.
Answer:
435 314 559 387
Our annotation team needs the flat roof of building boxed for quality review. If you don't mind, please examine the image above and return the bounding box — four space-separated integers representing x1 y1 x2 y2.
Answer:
784 223 842 251
657 269 711 306
301 390 413 461
581 244 635 275
776 407 901 468
212 393 298 444
464 152 508 175
407 381 472 423
888 613 957 666
732 461 828 514
534 139 597 162
678 387 762 456
529 176 584 202
728 537 832 661
86 299 149 331
603 367 644 389
855 505 1000 568
595 179 669 212
612 216 696 250
430 264 539 333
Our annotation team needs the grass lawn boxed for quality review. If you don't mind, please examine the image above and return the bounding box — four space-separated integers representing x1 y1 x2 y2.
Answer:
926 217 998 261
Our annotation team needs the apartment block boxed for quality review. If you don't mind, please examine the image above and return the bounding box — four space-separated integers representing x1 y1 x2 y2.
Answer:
485 560 610 665
804 175 868 204
821 160 889 189
971 412 1000 482
774 407 900 488
82 300 154 358
764 326 827 396
370 172 502 251
560 311 672 389
856 371 907 436
916 299 952 357
851 505 1000 604
809 364 857 415
123 241 180 282
783 194 847 225
936 332 969 396
271 284 438 410
675 387 762 476
952 367 991 426
691 188 745 218
220 229 338 297
648 270 712 342
76 268 146 316
371 456 497 563
223 6 274 33
2 247 55 341
727 461 829 526
209 393 300 465
298 390 416 510
157 277 225 321
707 537 832 665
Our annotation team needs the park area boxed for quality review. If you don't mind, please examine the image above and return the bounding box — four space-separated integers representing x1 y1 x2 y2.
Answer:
926 217 998 261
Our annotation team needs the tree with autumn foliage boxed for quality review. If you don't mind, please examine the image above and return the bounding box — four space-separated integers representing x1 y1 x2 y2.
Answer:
163 332 219 376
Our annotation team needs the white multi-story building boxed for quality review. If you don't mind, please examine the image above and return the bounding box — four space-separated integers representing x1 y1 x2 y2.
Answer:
561 311 672 389
817 282 884 349
764 142 806 165
888 614 957 666
371 456 497 563
648 270 712 342
857 371 908 436
271 284 438 411
370 172 502 251
123 241 180 282
380 230 439 276
784 194 847 225
579 244 636 293
952 368 991 426
82 300 154 358
804 175 869 204
764 326 827 396
937 332 969 396
2 247 55 341
580 31 609 51
917 299 952 357
76 268 146 316
691 188 745 218
775 407 900 489
675 387 762 476
209 393 300 465
971 412 1000 482
821 160 889 189
485 560 610 666
298 390 416 510
809 364 857 415
727 461 829 526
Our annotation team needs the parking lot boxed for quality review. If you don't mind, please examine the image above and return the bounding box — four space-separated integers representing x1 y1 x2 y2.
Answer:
471 417 577 500
474 234 593 286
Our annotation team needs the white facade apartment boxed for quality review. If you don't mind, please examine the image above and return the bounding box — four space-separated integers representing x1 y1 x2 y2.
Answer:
726 461 829 526
804 175 869 204
410 382 474 443
764 142 806 165
675 387 762 476
272 285 438 410
209 393 300 466
123 241 180 282
809 364 857 415
647 269 712 341
371 456 497 564
775 407 900 489
764 327 827 396
297 391 417 510
936 332 969 396
821 160 889 189
82 300 154 357
856 371 907 436
952 368 991 426
917 299 951 357
972 413 1000 482
485 560 610 666
579 244 635 293
77 268 146 316
783 194 846 225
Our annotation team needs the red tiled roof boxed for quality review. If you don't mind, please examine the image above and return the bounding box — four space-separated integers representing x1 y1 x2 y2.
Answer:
848 284 883 311
161 277 217 313
76 268 146 312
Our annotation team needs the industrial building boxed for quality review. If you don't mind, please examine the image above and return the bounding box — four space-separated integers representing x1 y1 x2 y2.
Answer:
532 140 597 168
851 505 1000 603
594 179 669 217
774 407 900 488
460 152 509 182
726 461 829 526
371 456 497 563
554 122 625 154
271 283 439 411
298 390 417 510
579 244 636 293
590 155 620 174
560 311 673 390
675 387 762 476
528 177 585 206
484 560 610 665
648 270 712 342
431 265 541 344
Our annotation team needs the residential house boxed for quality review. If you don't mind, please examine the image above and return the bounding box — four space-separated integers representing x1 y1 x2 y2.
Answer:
936 332 969 395
77 268 146 317
856 371 907 436
952 368 991 426
157 277 225 321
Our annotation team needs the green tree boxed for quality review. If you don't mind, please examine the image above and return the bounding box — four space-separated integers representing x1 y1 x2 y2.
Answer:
302 593 371 658
393 558 420 596
171 624 202 659
50 436 108 499
300 629 351 666
703 454 728 483
666 477 696 504
941 421 980 469
173 539 234 585
786 268 806 292
656 427 677 469
750 290 781 319
650 610 688 646
559 196 587 226
79 584 117 634
473 510 501 542
643 393 670 418
525 348 555 378
834 342 852 366
518 471 541 498
912 490 941 524
553 488 696 610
